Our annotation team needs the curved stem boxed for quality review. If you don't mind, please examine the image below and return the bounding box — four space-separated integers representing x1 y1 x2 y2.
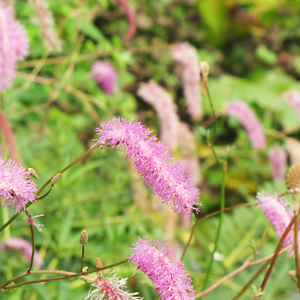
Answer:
202 167 227 291
0 259 128 290
205 83 218 145
27 220 35 273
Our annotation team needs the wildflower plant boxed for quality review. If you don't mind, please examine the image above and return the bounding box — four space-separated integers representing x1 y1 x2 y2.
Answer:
2 1 300 300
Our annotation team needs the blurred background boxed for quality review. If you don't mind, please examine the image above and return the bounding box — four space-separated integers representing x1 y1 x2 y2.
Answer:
1 0 300 299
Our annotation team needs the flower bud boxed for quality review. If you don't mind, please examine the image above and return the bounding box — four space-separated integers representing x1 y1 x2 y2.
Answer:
28 168 38 179
51 173 61 184
80 229 88 245
286 163 300 190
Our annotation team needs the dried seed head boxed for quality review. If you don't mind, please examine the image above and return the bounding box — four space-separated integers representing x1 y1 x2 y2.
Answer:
80 229 88 245
96 257 103 276
51 173 61 184
286 163 300 190
28 168 38 179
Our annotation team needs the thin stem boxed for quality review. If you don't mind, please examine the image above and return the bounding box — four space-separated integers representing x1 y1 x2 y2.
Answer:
260 215 296 291
0 259 128 290
294 209 300 289
26 214 35 273
232 261 270 300
195 247 289 299
205 83 218 144
0 143 101 233
202 167 227 291
181 202 257 261
37 143 100 196
81 245 85 274
36 184 53 200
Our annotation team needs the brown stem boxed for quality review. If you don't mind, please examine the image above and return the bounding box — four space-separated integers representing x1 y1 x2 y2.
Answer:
81 245 85 274
25 209 35 274
260 215 296 291
294 209 300 288
0 259 128 290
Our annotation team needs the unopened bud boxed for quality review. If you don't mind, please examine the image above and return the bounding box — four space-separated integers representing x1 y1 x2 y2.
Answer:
286 163 300 190
200 61 210 82
80 229 88 245
51 173 61 184
28 168 38 179
96 257 103 276
288 270 297 277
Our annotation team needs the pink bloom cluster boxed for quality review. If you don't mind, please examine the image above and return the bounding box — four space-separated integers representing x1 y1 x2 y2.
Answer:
282 90 300 120
137 81 179 150
96 117 200 217
0 1 29 92
268 146 287 181
129 237 195 300
0 157 37 212
257 192 299 256
114 0 136 41
0 237 43 267
86 272 141 300
171 42 202 121
92 61 117 95
227 100 266 149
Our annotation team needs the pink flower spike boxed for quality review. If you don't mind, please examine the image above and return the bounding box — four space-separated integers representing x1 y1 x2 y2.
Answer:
268 146 287 181
0 237 43 267
282 90 300 120
0 1 29 92
86 272 141 300
0 157 37 213
96 117 201 217
137 81 179 150
129 236 195 300
92 61 117 95
257 192 299 256
227 100 266 149
171 42 202 121
114 0 136 41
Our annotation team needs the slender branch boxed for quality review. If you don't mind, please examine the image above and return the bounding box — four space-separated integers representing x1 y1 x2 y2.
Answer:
26 210 35 273
294 209 300 289
0 259 128 290
181 203 257 261
232 261 270 300
36 184 53 200
202 167 227 291
195 247 289 299
260 215 296 291
81 245 85 274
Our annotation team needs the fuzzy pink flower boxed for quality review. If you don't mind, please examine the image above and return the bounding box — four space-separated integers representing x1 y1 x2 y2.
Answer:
268 146 287 181
257 192 299 256
282 90 300 120
0 157 37 212
129 236 195 300
114 0 136 41
96 117 200 217
92 61 117 95
86 272 141 300
137 81 179 150
0 1 29 92
227 100 266 149
0 237 43 267
29 0 62 52
171 42 202 121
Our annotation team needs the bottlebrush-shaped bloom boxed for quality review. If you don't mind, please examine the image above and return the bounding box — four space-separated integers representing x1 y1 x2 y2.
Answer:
0 1 29 92
114 0 136 41
129 236 195 300
0 157 37 212
96 117 200 217
257 192 299 256
29 0 62 52
86 272 141 300
268 146 287 181
137 81 179 150
282 90 300 120
227 100 266 149
171 42 202 121
92 61 117 95
0 237 43 267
